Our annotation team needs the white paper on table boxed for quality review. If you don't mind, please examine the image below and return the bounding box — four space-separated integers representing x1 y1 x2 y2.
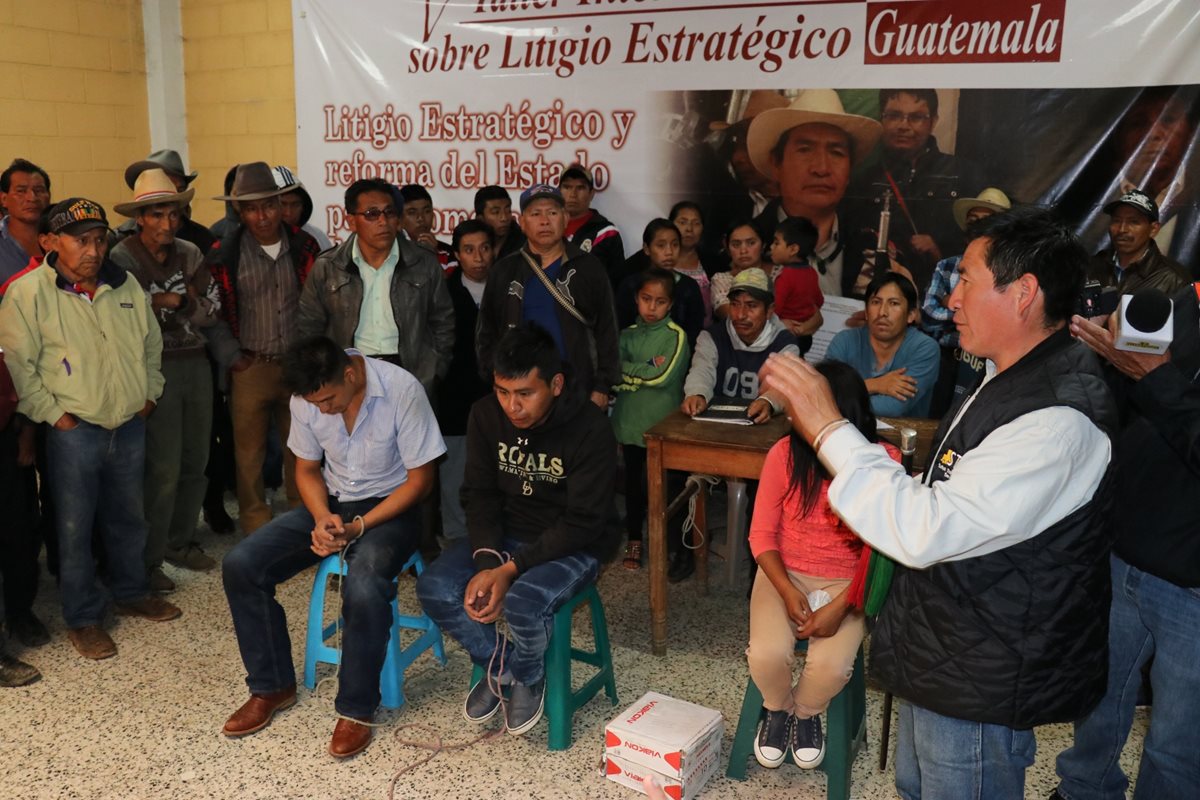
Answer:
807 296 865 363
876 419 895 431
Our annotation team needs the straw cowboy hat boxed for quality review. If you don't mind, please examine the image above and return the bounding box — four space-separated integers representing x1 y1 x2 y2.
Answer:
113 168 196 217
213 161 291 202
952 187 1012 230
123 149 198 190
746 90 882 178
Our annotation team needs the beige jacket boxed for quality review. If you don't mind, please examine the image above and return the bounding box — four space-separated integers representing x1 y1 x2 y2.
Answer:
0 257 163 428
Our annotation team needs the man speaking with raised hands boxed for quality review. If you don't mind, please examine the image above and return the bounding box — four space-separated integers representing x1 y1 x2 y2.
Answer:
761 208 1118 800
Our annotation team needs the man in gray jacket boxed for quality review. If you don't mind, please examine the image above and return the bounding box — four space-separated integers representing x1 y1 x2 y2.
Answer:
298 179 453 395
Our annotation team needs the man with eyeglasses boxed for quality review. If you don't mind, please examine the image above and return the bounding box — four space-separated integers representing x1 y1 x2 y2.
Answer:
849 89 985 295
0 198 181 660
299 178 454 397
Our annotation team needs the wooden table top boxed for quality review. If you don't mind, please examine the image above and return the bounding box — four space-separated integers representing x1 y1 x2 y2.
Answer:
641 408 942 656
644 411 942 475
643 411 790 453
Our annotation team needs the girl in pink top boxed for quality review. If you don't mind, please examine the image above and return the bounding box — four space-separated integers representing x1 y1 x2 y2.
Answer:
746 360 900 771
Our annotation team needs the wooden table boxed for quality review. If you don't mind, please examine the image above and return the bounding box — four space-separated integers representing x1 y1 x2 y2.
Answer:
642 411 939 656
643 412 790 655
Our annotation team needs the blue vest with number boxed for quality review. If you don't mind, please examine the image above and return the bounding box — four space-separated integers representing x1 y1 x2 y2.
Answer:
709 322 796 401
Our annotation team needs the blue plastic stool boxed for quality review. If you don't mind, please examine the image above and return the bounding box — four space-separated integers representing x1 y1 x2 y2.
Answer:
726 641 866 799
470 582 618 750
303 550 446 709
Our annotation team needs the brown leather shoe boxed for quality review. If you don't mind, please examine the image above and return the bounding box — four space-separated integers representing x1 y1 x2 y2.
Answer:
222 687 297 737
67 625 117 660
329 717 373 758
115 594 181 622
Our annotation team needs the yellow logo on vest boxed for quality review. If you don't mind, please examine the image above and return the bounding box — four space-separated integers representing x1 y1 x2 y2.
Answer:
933 448 962 481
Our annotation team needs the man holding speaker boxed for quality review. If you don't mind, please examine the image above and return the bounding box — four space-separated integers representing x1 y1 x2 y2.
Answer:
1051 285 1200 800
761 208 1117 799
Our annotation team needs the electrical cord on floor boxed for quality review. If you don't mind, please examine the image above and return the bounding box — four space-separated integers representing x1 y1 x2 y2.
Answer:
385 620 510 798
384 547 515 794
681 474 721 550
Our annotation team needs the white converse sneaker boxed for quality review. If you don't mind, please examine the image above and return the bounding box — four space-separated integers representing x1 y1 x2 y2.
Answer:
753 709 792 768
790 713 826 769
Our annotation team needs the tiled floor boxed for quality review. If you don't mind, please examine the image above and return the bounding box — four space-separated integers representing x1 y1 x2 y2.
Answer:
2 497 1147 799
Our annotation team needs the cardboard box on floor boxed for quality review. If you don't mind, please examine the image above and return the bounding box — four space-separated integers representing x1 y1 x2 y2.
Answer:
603 692 724 799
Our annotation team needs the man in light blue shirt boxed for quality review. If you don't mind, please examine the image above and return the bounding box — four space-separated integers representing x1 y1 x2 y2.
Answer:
352 233 400 355
221 337 445 759
825 272 940 417
297 178 454 394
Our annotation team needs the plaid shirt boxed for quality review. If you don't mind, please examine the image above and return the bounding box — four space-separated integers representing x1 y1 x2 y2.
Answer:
920 254 961 347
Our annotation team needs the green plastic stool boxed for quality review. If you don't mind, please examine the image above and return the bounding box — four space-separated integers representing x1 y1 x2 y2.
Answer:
726 641 866 800
470 582 619 750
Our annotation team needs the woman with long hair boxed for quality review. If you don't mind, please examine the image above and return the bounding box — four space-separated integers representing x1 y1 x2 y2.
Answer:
745 360 899 771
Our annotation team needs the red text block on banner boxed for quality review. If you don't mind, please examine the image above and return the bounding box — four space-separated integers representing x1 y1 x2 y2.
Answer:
865 0 1066 64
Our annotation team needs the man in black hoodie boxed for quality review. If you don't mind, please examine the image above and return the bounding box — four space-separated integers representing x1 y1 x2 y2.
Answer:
271 165 332 251
560 164 626 287
417 322 619 737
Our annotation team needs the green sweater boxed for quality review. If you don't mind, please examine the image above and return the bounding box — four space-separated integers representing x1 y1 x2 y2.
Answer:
611 316 690 446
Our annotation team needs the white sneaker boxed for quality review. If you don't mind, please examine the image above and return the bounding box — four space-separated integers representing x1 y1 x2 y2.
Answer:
790 713 825 769
753 709 791 768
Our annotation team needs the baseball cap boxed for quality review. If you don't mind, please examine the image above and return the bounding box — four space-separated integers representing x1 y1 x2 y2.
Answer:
1103 189 1159 222
727 267 773 303
48 198 109 236
559 164 594 188
520 183 564 212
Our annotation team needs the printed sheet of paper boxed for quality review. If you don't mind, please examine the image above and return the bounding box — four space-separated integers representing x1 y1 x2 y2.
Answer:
807 296 866 362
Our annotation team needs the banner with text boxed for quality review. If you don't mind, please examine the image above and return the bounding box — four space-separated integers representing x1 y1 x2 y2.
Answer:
293 0 1200 270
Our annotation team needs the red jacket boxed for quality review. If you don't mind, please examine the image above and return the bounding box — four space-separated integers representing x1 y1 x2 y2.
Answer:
0 254 43 300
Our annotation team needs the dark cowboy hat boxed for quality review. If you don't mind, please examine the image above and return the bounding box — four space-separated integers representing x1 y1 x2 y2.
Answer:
124 149 198 189
212 161 290 202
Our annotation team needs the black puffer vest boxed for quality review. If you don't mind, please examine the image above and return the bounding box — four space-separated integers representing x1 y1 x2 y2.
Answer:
870 329 1118 728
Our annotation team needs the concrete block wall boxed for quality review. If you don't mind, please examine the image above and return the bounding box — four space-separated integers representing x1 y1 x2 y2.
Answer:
181 0 295 227
0 0 151 217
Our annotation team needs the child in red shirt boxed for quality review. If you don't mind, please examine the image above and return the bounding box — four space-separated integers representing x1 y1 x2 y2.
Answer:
770 216 823 342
